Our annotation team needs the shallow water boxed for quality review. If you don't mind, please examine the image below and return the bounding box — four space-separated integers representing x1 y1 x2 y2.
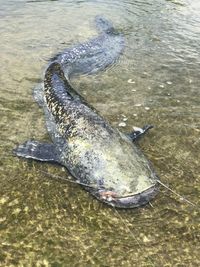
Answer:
0 0 199 266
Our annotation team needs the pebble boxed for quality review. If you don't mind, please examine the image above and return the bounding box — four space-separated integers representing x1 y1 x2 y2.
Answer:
143 236 151 243
127 79 135 84
0 197 9 205
118 122 126 127
159 84 165 88
166 81 172 85
123 118 128 122
24 206 29 213
134 103 142 107
133 113 137 117
131 89 137 92
144 107 150 110
0 217 6 223
12 208 21 216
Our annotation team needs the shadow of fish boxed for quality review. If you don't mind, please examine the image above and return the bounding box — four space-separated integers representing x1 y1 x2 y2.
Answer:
14 16 159 208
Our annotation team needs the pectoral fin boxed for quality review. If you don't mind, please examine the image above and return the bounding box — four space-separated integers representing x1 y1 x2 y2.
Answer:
128 125 153 142
13 140 61 164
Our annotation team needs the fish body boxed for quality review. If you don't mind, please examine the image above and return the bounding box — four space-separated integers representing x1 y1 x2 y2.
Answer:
14 17 159 208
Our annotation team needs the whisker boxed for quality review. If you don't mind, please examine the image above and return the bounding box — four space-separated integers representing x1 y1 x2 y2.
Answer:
149 202 154 208
38 169 97 189
113 208 156 267
157 180 196 207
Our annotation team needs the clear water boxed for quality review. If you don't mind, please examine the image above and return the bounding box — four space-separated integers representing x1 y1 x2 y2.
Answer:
0 0 199 266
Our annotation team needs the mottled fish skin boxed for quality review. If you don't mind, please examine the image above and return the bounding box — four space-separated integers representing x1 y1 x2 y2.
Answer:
52 34 123 76
14 17 159 208
52 18 124 76
43 62 158 208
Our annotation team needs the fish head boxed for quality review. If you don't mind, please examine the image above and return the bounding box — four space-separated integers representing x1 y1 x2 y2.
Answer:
97 180 158 208
90 140 159 208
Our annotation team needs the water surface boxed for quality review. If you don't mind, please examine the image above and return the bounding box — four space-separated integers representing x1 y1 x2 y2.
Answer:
0 0 199 266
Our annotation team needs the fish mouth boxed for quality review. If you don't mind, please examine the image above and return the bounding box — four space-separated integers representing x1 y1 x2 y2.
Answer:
99 184 159 208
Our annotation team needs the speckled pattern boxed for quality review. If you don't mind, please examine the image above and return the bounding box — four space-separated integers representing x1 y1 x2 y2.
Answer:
0 0 200 266
41 62 158 207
